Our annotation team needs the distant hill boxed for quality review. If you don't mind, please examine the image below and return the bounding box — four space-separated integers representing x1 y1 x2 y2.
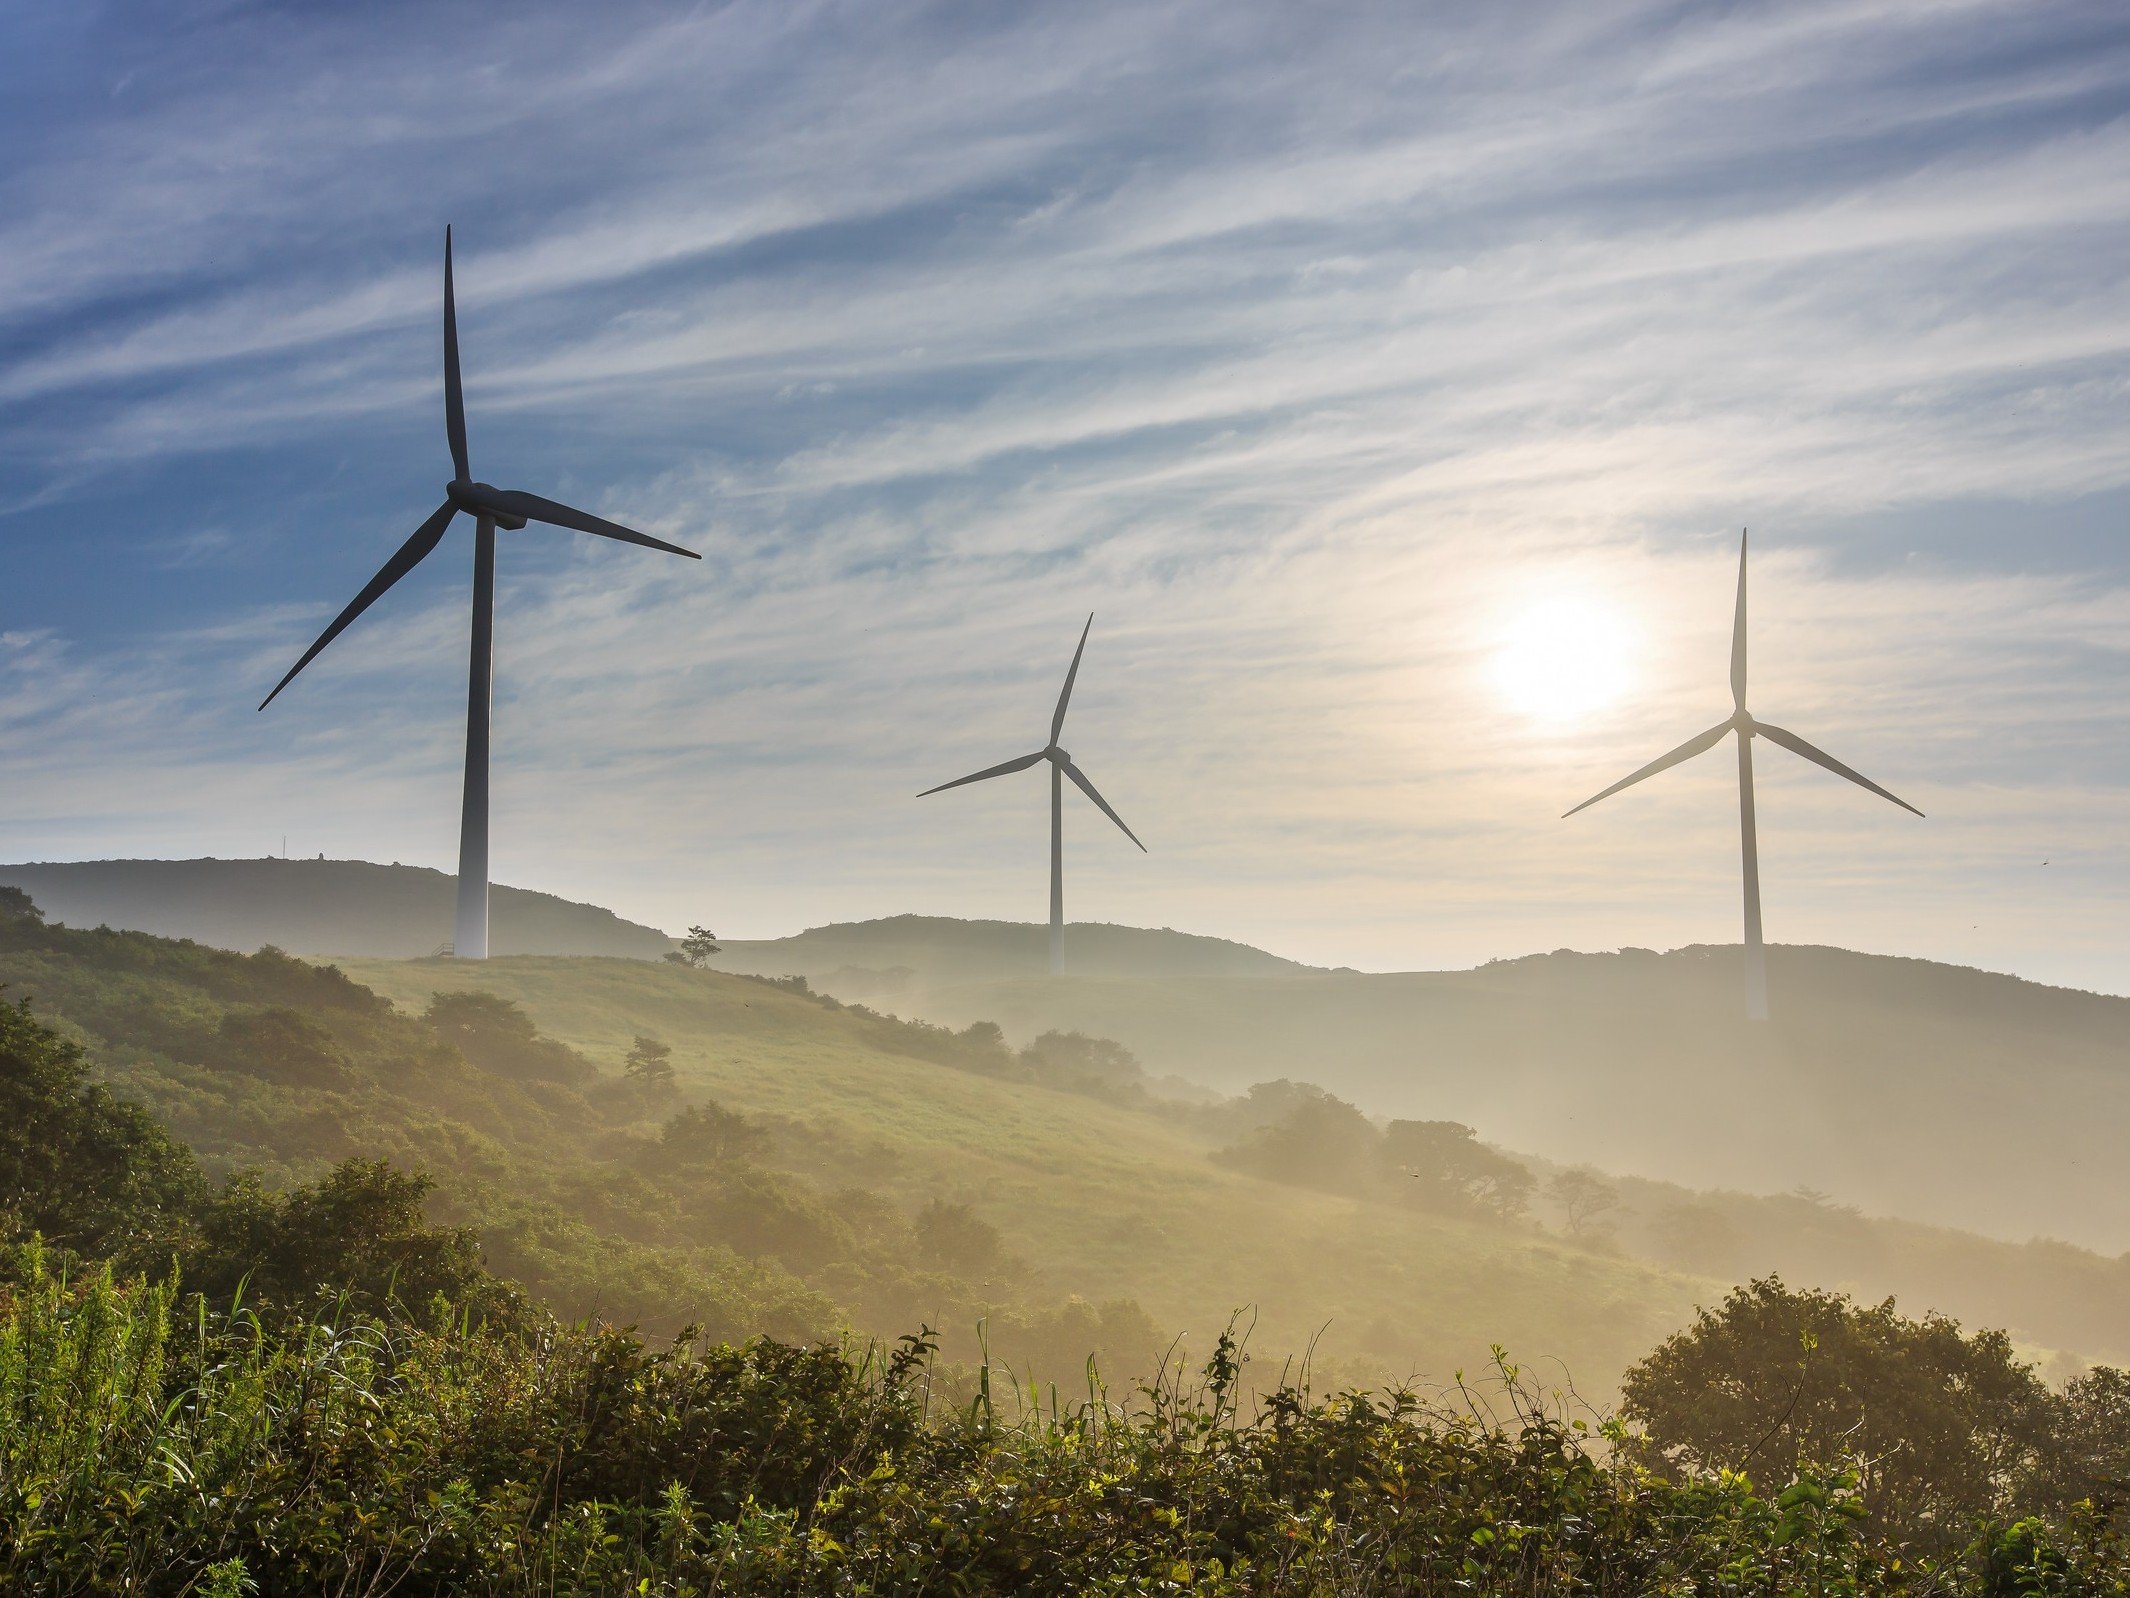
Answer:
0 858 674 960
728 935 2130 1256
709 914 1321 989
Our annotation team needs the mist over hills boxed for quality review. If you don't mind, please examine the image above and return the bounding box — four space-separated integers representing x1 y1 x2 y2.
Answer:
7 859 2123 1254
717 923 2130 1256
0 858 674 960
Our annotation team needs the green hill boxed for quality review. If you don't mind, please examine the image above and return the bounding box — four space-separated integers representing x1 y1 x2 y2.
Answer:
334 951 1699 1392
10 882 2126 1388
728 931 2130 1255
0 896 1697 1395
0 857 675 959
333 951 2130 1375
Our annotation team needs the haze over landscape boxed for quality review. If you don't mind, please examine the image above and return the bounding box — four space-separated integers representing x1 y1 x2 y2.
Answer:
5 2 2130 1591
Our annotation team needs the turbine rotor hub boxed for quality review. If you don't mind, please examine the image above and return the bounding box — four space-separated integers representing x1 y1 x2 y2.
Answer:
1047 746 1068 764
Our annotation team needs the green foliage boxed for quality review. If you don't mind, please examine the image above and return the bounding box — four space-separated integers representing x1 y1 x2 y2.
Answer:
1622 1277 2061 1548
0 995 202 1259
2 1260 2123 1595
424 989 595 1084
676 925 722 966
186 1158 521 1325
0 887 42 923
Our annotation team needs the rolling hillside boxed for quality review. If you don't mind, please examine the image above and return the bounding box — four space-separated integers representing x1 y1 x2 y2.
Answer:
715 926 2130 1255
0 857 675 959
335 952 2130 1375
335 951 1700 1392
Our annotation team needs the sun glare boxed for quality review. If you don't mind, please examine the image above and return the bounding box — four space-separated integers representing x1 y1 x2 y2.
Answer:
1488 594 1635 725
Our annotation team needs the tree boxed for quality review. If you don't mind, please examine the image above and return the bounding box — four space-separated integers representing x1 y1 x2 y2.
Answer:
1211 1086 1377 1194
1546 1169 1623 1243
669 925 722 967
0 885 42 922
424 990 593 1084
2043 1364 2130 1507
1020 1030 1147 1100
912 1198 1014 1279
1380 1120 1533 1222
1621 1277 2055 1546
0 997 202 1260
624 1034 677 1095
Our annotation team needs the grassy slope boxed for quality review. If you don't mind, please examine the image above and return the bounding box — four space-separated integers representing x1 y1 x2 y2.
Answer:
341 955 1702 1394
725 944 2130 1255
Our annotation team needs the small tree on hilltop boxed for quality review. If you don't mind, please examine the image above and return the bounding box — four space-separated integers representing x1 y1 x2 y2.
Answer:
624 1034 677 1096
668 925 723 967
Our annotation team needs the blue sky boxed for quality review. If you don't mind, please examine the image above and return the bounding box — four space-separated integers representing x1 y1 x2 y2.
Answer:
4 0 2129 988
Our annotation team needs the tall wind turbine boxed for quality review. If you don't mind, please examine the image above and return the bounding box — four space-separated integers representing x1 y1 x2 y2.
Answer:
259 227 700 960
919 615 1146 975
1563 531 1921 1021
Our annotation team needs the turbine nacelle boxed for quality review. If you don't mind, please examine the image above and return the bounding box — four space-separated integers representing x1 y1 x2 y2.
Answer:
447 479 528 530
1045 745 1069 765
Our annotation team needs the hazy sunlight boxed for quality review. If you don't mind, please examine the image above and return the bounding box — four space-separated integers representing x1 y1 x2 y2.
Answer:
1488 594 1635 725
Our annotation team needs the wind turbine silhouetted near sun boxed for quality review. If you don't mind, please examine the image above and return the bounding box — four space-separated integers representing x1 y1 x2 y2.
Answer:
259 228 700 960
1563 531 1921 1022
919 615 1145 976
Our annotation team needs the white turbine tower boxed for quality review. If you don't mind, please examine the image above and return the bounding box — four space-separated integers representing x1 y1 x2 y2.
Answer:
260 228 700 959
1564 531 1922 1021
919 615 1146 975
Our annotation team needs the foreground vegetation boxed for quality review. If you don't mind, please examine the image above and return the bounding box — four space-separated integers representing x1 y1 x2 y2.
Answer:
5 1250 2127 1595
5 892 2130 1592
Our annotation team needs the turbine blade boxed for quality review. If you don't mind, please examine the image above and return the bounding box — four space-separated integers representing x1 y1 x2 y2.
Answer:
1051 613 1093 742
258 500 458 710
916 751 1046 798
481 489 700 559
1753 721 1924 817
1731 528 1748 710
444 226 469 482
1562 719 1732 818
1061 759 1146 851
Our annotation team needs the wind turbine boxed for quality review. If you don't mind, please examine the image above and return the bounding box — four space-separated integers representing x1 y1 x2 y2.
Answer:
259 227 700 960
1563 531 1921 1021
919 615 1146 975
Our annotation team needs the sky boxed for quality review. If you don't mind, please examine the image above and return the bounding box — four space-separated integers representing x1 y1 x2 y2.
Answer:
3 0 2129 989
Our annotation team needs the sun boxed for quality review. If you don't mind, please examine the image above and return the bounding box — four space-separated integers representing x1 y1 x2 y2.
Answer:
1487 594 1636 725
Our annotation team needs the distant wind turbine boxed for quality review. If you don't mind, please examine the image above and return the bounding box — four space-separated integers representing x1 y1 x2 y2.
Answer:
259 227 700 960
1563 531 1921 1021
919 615 1146 976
